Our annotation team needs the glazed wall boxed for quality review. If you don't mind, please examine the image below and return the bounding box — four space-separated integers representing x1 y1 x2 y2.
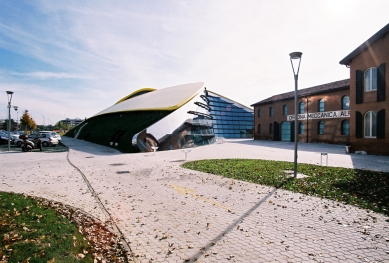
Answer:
208 93 254 139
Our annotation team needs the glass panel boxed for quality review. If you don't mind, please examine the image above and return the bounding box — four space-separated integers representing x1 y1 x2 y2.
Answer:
281 122 291 141
365 69 371 91
372 68 377 90
342 120 350 135
319 100 324 112
342 96 350 110
299 102 304 114
372 111 377 136
319 121 324 135
364 112 371 137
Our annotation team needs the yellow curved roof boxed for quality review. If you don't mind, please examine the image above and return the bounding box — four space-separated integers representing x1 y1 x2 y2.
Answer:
115 88 157 104
94 82 205 117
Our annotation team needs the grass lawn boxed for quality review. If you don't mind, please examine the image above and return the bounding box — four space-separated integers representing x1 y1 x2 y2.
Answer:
0 192 93 263
182 159 389 216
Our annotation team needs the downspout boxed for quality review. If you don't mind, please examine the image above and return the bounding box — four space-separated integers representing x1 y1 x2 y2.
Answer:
306 96 309 143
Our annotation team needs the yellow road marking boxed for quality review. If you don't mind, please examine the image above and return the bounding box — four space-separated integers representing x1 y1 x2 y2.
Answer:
167 184 231 211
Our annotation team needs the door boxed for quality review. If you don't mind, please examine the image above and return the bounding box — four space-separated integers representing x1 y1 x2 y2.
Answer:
281 121 291 142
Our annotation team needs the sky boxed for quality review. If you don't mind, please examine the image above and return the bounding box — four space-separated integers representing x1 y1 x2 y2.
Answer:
1 0 388 125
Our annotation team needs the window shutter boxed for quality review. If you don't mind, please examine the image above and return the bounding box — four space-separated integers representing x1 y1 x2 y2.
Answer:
274 122 280 141
377 63 386 102
356 111 363 138
377 109 385 139
356 70 363 104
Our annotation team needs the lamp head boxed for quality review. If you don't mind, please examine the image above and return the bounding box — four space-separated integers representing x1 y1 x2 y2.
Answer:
13 106 18 111
6 91 14 104
289 52 302 60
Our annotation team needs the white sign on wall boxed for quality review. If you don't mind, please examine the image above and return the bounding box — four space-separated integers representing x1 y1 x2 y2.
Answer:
287 110 350 121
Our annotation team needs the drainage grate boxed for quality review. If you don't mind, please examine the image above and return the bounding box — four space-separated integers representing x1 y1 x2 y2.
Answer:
116 171 130 174
85 156 94 158
110 163 126 166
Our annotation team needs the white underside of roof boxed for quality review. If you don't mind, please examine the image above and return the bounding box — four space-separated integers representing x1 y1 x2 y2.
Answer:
94 82 205 116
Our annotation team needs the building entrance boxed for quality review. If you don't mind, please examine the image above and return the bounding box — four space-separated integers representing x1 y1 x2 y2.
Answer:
281 122 291 142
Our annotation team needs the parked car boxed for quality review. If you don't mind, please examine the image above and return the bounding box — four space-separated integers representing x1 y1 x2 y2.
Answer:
0 132 9 144
39 131 61 142
12 134 27 147
28 133 59 147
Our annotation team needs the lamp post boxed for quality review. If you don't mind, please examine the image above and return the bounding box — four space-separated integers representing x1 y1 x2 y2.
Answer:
42 115 45 129
6 91 14 151
13 106 18 130
289 52 302 178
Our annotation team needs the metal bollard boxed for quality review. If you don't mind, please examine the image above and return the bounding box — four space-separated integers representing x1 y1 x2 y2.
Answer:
320 152 328 166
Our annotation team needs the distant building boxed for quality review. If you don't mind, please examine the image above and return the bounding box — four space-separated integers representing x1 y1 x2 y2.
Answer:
340 23 389 155
65 83 253 153
61 118 83 128
251 80 350 144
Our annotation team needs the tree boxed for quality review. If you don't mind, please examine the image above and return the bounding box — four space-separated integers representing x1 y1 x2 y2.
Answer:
3 119 16 131
20 110 37 131
55 121 70 131
29 119 37 131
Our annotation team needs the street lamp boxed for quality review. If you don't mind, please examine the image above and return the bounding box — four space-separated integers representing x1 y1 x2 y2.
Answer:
6 91 14 151
289 52 302 178
13 106 18 130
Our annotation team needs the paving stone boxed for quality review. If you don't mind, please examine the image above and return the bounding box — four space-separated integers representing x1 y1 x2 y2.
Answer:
1 137 389 262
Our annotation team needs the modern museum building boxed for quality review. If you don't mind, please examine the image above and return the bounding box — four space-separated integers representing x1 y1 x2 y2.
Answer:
65 82 253 153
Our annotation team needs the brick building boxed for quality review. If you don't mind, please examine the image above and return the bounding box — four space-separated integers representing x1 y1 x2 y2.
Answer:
251 80 350 144
340 23 389 155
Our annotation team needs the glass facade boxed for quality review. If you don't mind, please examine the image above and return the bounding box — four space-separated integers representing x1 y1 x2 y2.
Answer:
208 93 253 138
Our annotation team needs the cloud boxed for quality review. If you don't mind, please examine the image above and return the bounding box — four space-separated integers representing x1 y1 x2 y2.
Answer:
0 0 388 122
11 71 93 80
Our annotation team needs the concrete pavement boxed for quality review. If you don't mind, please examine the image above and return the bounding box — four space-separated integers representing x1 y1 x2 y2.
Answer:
1 138 389 262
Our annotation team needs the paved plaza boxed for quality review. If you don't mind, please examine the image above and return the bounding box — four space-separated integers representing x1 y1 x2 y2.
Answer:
1 138 389 262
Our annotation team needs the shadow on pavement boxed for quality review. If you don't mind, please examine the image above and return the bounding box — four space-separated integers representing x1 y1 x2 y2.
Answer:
188 177 295 261
61 137 121 156
227 139 346 155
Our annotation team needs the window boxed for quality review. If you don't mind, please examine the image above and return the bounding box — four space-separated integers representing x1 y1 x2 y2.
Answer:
299 102 304 114
364 111 377 138
283 105 288 115
269 107 274 116
257 124 261 134
257 109 261 117
269 123 273 134
341 120 349 135
318 121 324 135
318 99 324 112
342 96 350 110
364 67 377 91
177 139 181 148
299 122 304 134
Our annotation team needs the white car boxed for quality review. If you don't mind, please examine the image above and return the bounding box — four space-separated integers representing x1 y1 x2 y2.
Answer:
39 131 61 142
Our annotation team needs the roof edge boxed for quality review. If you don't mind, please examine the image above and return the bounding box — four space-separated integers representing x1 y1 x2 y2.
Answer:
115 88 157 104
339 23 389 66
251 79 350 106
208 90 253 110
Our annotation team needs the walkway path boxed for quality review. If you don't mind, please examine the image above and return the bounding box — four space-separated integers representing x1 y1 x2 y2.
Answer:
1 138 388 262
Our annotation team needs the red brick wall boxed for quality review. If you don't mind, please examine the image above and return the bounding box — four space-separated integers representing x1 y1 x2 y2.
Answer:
348 35 389 155
254 88 350 144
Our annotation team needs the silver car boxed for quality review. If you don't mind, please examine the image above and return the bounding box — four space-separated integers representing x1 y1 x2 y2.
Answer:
28 133 59 147
39 131 61 142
